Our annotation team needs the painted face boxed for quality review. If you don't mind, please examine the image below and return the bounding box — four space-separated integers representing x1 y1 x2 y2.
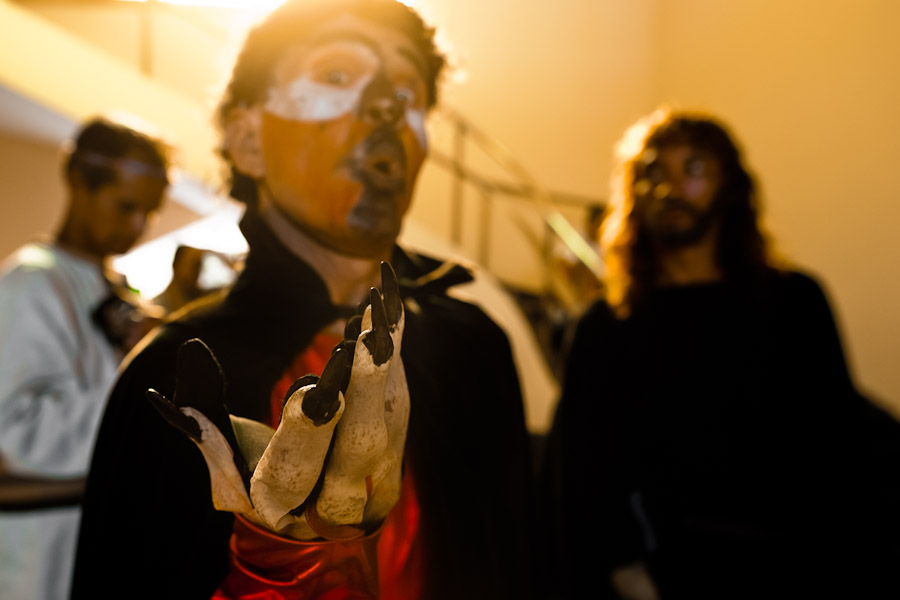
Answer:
634 144 724 248
78 157 167 257
260 14 430 258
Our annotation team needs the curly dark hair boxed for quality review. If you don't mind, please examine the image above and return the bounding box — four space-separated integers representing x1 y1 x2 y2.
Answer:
603 109 773 316
217 0 447 205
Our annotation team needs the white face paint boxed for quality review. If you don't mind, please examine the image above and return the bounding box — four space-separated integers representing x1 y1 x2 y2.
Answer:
405 108 428 151
265 74 373 123
265 39 378 122
263 38 428 150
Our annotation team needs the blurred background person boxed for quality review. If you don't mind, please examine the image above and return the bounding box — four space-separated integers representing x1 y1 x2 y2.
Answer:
0 117 169 600
152 244 206 314
545 109 900 599
151 244 240 316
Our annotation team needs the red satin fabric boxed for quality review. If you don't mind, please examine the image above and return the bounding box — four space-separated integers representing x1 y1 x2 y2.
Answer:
212 472 421 600
214 514 380 600
213 331 423 599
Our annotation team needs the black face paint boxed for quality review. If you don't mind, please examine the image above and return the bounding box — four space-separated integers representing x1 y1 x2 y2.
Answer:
356 68 406 126
349 124 409 193
340 68 410 240
341 124 408 239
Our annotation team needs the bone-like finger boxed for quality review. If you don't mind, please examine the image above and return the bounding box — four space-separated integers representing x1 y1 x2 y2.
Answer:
178 406 254 514
304 499 366 541
250 349 347 530
145 393 253 514
364 267 409 522
362 356 408 522
363 358 408 521
174 339 251 490
229 415 275 474
316 298 392 527
145 339 255 513
279 374 320 418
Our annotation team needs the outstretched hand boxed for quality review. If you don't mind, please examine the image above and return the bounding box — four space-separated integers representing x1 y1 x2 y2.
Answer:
146 262 409 541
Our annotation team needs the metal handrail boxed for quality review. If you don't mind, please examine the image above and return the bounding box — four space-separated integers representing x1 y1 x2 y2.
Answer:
429 106 604 289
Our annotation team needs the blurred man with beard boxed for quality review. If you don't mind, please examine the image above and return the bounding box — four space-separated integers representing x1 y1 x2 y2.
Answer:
546 109 900 599
72 2 533 599
0 117 168 600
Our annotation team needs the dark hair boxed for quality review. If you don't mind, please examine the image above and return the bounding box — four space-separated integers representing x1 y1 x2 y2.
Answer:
217 0 447 204
65 118 170 192
603 109 772 316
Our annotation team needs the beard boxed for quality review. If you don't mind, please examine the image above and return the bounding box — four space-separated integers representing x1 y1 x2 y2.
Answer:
643 195 723 249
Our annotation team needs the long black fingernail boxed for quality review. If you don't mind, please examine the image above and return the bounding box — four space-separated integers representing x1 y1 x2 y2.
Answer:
303 347 348 425
364 288 393 366
381 261 402 327
344 315 363 341
146 388 202 441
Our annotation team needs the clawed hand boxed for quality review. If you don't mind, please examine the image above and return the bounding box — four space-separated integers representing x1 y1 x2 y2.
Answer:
147 262 409 541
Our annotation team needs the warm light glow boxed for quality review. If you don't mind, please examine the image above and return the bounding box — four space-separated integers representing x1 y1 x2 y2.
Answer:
113 201 247 298
166 0 286 7
119 0 286 7
120 0 412 7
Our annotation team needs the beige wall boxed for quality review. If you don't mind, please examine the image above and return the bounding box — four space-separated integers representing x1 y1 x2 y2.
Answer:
653 0 900 411
0 134 66 253
425 0 657 195
21 2 244 110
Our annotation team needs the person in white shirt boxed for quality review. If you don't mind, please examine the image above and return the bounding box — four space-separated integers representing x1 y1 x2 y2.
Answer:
0 117 169 600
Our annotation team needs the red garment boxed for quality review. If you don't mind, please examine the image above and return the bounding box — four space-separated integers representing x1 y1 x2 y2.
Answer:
213 332 423 599
269 333 343 428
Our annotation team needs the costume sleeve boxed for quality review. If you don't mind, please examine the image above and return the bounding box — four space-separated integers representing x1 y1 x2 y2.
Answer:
0 268 111 476
543 301 646 598
778 272 881 459
72 335 234 598
401 296 536 600
788 273 900 582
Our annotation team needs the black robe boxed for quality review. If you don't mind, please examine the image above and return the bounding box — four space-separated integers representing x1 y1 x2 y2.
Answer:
71 209 534 599
544 270 900 599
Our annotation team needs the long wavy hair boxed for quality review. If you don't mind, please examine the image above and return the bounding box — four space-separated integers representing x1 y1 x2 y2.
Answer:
602 109 774 317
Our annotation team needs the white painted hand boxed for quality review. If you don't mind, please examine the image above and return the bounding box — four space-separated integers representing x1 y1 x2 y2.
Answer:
146 262 409 541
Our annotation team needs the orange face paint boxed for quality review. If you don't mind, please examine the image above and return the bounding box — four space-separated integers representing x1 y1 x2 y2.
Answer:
259 15 429 258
